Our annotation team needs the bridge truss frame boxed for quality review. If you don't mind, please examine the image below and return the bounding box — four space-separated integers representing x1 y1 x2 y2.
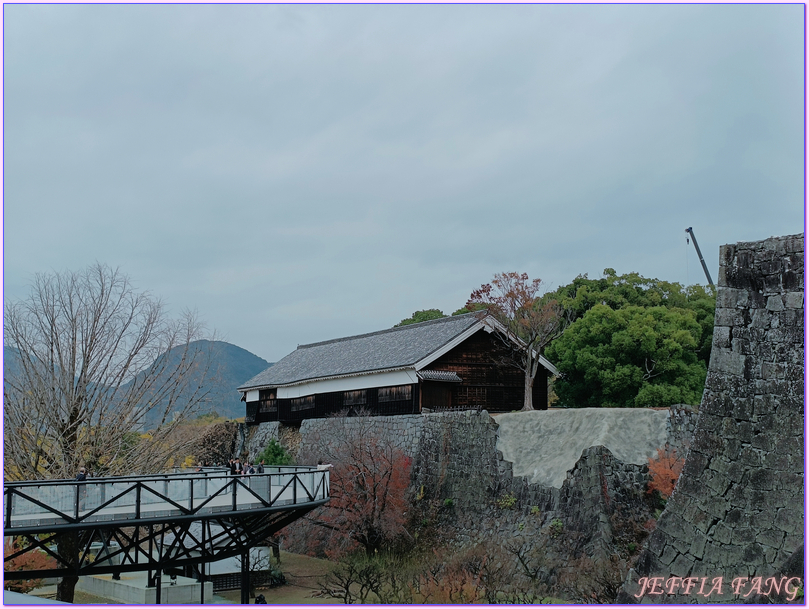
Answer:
4 468 329 603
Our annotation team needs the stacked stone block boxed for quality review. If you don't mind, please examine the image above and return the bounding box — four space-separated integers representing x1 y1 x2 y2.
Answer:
666 405 698 453
246 421 281 462
619 233 804 604
290 410 663 560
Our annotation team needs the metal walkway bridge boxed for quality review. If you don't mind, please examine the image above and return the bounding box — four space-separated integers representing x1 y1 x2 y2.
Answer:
4 467 329 603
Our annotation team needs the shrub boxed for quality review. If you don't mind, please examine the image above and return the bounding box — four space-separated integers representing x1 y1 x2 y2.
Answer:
647 446 684 499
496 492 517 510
257 439 293 466
4 538 57 593
549 518 564 538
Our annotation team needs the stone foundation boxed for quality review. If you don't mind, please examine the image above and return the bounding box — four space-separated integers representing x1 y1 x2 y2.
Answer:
617 233 804 604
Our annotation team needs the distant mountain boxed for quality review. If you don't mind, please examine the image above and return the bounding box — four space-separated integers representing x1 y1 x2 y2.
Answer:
144 340 272 421
3 346 22 380
3 341 272 423
197 341 273 419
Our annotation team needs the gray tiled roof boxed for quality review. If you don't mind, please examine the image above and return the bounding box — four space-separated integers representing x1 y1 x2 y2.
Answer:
417 370 463 382
238 313 482 391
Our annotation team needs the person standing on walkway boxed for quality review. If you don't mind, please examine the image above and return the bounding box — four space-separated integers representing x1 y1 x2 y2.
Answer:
76 467 88 510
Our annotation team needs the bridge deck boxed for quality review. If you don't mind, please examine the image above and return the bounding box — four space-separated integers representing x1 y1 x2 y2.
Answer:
5 467 328 533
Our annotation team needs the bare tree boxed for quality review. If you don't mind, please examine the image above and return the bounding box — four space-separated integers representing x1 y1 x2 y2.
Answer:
3 264 216 601
3 264 216 480
468 272 565 411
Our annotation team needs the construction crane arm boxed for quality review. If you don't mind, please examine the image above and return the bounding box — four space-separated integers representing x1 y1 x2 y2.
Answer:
685 227 715 286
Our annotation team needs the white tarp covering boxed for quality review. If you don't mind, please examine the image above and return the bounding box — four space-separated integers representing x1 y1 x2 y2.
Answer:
495 408 671 488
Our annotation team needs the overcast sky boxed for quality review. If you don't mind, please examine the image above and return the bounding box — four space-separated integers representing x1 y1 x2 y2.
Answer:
3 4 805 363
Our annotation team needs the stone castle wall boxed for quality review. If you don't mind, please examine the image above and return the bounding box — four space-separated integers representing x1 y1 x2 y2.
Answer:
280 406 696 558
618 233 804 603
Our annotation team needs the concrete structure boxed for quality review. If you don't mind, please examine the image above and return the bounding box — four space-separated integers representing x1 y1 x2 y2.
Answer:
5 468 327 530
3 590 70 605
287 404 697 561
77 572 213 604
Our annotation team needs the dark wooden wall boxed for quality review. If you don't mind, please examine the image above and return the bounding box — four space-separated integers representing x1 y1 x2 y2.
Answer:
426 329 549 412
245 328 551 425
245 384 420 424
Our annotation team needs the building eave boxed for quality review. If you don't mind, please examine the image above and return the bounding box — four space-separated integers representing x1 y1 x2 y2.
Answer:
238 365 417 395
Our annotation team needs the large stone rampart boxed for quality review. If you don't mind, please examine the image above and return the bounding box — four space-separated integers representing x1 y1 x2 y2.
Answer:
287 406 694 559
618 233 805 603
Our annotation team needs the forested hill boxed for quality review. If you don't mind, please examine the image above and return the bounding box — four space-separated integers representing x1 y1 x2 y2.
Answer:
194 340 273 419
3 346 21 379
145 340 272 421
2 341 272 422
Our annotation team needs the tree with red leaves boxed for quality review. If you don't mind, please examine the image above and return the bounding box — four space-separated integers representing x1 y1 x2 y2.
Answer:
297 413 413 558
647 446 684 499
4 538 58 593
468 272 565 411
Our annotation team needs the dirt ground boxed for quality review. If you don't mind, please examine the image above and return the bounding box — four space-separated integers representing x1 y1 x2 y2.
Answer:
212 551 342 605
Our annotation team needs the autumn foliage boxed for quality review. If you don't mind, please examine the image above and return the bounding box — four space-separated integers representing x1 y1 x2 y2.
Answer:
467 272 564 410
289 414 413 558
647 446 684 499
4 538 58 593
326 437 412 556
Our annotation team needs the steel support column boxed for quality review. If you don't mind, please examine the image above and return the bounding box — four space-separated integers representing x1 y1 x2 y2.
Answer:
240 550 250 604
199 523 206 604
5 468 329 590
155 567 162 604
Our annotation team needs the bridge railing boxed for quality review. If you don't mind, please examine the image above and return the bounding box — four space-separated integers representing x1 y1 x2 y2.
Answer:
4 466 329 532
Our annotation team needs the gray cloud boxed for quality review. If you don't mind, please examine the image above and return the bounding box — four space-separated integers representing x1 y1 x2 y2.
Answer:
4 4 803 361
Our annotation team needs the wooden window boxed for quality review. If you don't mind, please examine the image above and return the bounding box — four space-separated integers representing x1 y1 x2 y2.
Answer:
462 386 487 406
343 390 367 406
259 389 277 413
290 395 316 412
378 385 412 403
259 401 277 414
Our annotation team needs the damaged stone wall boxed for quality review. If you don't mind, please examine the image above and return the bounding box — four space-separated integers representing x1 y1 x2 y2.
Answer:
280 406 694 561
618 233 804 604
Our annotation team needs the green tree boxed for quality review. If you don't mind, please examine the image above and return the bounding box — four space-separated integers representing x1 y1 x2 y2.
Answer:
546 269 715 367
256 439 293 466
450 303 488 316
545 305 706 408
395 309 447 327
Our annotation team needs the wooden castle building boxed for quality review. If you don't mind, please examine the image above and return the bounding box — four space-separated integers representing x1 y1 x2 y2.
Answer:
239 312 559 425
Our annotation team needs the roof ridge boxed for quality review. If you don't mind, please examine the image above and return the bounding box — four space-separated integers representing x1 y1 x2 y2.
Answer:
297 311 481 350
